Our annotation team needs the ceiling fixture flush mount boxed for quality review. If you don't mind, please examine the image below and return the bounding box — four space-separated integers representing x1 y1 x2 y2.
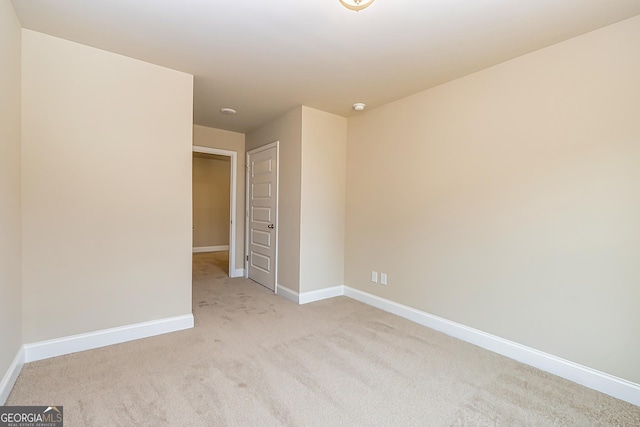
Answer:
220 107 237 115
340 0 375 12
353 103 366 111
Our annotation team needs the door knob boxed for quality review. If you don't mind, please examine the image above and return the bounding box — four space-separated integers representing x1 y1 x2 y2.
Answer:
268 224 274 229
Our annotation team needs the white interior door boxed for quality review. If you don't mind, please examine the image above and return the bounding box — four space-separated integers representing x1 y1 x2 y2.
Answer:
247 143 278 291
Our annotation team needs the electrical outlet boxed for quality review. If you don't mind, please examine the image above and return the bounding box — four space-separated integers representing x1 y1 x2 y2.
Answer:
380 273 388 286
371 271 378 283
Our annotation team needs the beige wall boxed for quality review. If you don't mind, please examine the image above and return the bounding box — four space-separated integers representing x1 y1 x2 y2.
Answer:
21 30 194 342
193 155 231 248
0 0 23 382
345 16 640 384
245 106 347 293
193 125 245 271
246 107 303 292
300 107 347 292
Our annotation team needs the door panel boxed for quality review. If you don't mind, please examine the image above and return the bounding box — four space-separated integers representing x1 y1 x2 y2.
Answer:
251 229 271 247
247 145 277 291
252 206 271 222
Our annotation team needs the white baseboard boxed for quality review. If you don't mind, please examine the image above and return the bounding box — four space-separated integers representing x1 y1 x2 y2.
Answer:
24 314 194 363
299 286 344 304
230 268 245 278
276 285 344 305
343 286 640 407
192 245 229 253
276 284 299 303
0 347 25 405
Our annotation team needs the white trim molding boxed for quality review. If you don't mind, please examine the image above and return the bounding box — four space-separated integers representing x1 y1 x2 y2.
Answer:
24 314 194 363
343 286 640 406
299 286 345 304
192 245 229 253
0 347 25 405
275 284 299 304
230 268 245 278
276 285 344 305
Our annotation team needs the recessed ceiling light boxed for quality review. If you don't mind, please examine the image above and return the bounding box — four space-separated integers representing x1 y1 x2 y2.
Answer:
353 103 366 112
220 108 237 115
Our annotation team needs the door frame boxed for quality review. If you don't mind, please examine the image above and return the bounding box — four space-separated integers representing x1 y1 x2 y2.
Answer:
245 141 279 291
192 145 238 278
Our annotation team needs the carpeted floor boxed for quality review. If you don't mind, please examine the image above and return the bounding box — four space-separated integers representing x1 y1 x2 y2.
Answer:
7 252 640 425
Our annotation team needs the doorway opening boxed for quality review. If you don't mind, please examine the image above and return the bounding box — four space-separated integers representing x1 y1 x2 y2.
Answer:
192 146 238 278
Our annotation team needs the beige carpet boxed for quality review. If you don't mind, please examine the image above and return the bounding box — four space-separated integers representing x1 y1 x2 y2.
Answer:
7 252 640 426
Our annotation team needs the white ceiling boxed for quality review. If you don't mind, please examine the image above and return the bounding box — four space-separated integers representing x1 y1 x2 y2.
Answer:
11 0 640 133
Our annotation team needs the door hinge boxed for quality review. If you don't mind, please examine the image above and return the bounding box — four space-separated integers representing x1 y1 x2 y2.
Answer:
246 255 249 261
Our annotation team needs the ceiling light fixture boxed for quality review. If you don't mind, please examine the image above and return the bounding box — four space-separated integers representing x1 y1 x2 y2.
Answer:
220 108 237 115
339 0 375 12
353 103 366 112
